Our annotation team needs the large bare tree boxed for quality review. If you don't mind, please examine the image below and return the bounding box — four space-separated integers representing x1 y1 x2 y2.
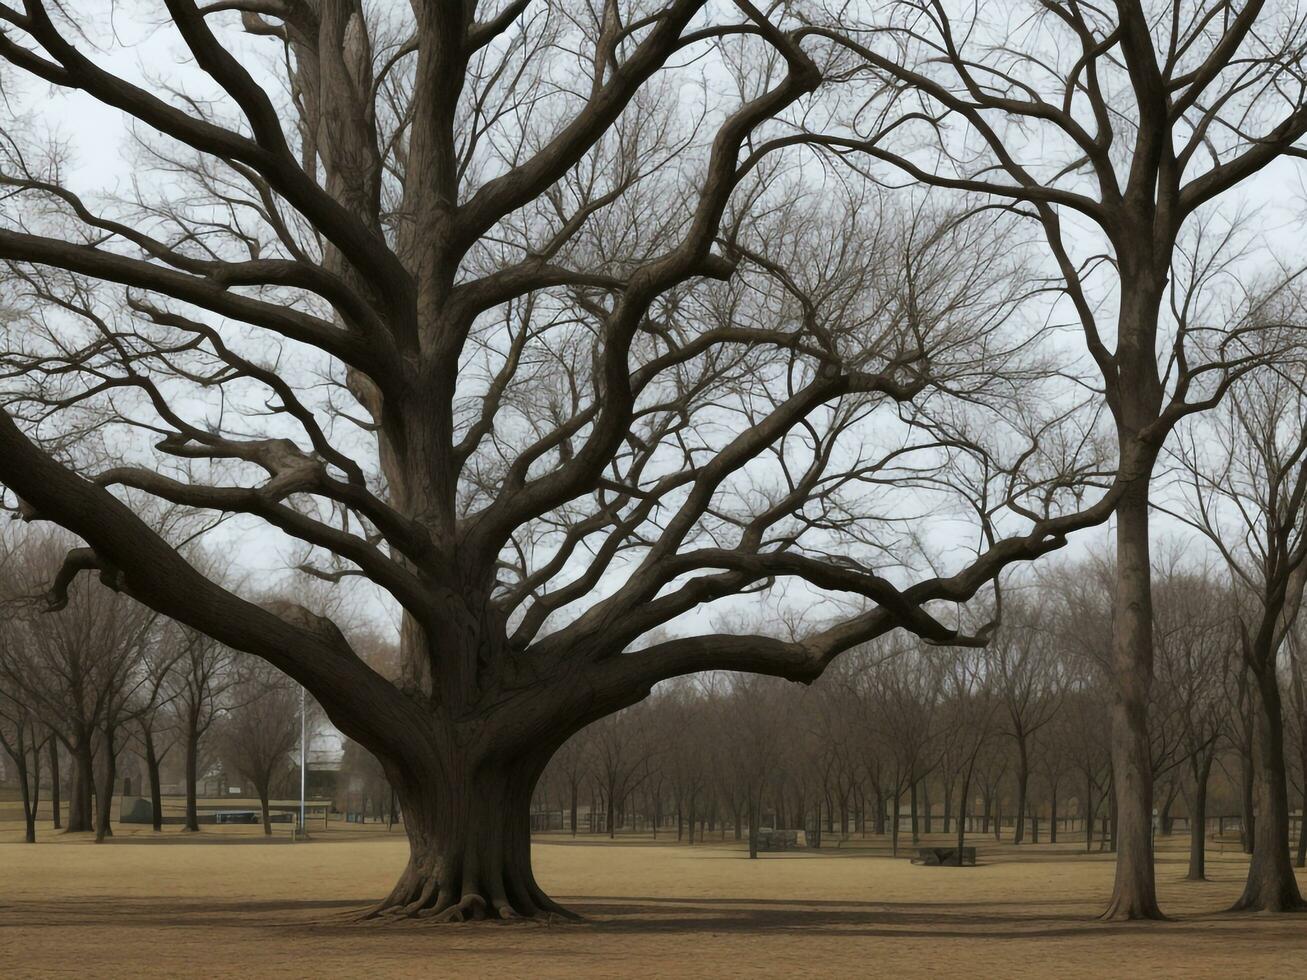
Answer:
0 3 1116 918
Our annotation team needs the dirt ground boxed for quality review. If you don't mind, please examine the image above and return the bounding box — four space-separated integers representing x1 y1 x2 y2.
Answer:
2 801 1305 978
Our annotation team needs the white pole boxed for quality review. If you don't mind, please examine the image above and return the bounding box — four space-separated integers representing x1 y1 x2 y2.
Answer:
299 685 306 838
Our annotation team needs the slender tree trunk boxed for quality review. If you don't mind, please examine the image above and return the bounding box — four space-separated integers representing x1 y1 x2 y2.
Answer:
910 779 919 845
1014 736 1029 844
1231 665 1305 912
1102 483 1162 919
95 726 117 842
874 786 885 835
184 711 201 833
1084 776 1095 853
48 736 61 830
891 787 900 857
748 792 759 860
1187 752 1212 881
956 770 971 860
569 779 578 837
143 730 164 832
1050 784 1058 844
943 779 952 835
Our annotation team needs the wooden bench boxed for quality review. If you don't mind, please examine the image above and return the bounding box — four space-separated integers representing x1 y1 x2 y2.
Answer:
912 846 977 866
755 829 799 851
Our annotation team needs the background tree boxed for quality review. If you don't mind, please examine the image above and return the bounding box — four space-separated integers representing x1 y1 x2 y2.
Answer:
811 0 1307 919
1168 340 1307 911
217 659 303 835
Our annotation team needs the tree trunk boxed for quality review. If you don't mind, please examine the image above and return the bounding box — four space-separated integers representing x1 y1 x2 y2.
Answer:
1102 483 1162 919
1298 778 1307 870
909 779 919 845
748 793 759 860
67 734 95 833
942 779 952 835
184 711 201 833
48 737 61 830
569 780 578 837
1014 736 1029 844
890 788 900 857
1084 776 1095 853
144 730 164 832
1050 784 1058 844
874 786 885 835
1231 665 1305 912
956 771 971 858
260 788 273 836
95 727 117 842
1187 751 1212 881
368 754 569 921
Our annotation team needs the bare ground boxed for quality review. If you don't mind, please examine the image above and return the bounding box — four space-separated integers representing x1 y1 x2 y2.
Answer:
1 802 1303 978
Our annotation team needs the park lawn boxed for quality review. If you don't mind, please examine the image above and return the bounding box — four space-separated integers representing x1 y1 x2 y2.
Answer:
1 809 1304 978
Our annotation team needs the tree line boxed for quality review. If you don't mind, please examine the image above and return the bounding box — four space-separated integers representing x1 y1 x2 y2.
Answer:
537 552 1307 887
0 527 312 839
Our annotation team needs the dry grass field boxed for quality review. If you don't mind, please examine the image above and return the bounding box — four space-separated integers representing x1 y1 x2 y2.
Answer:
2 800 1305 978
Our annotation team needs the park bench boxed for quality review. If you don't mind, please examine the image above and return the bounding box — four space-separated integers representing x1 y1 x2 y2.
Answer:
912 846 977 867
755 829 800 851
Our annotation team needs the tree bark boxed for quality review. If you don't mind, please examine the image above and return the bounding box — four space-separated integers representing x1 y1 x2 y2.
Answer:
1103 483 1162 919
368 753 569 921
1231 665 1305 911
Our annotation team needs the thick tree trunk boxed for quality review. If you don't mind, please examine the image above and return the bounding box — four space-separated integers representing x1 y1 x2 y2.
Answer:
48 737 61 830
1103 484 1162 919
67 735 95 833
368 755 568 921
259 788 273 836
1231 666 1305 912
